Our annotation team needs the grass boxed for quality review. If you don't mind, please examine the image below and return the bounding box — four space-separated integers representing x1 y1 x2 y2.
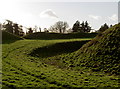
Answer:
2 24 120 88
71 23 120 75
23 32 97 40
2 38 119 88
2 30 23 44
29 40 89 58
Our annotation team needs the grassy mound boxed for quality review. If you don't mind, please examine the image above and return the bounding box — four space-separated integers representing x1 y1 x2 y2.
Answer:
73 23 120 75
2 30 23 44
23 32 97 40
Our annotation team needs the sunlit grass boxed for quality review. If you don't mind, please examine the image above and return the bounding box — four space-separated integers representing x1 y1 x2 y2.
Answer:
2 38 119 88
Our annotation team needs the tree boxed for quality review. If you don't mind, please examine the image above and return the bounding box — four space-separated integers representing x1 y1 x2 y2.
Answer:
0 23 2 30
3 20 14 33
63 21 69 33
72 20 80 32
19 25 24 36
84 21 91 33
110 25 113 28
44 28 49 32
98 23 109 32
67 28 72 33
80 21 85 32
49 26 57 33
28 28 33 34
3 20 24 36
72 21 91 33
33 25 38 33
13 23 19 35
39 27 41 32
49 21 69 33
55 21 63 33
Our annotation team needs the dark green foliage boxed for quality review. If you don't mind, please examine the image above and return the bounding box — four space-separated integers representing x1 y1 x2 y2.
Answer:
27 28 33 34
83 21 92 33
98 23 109 32
72 21 92 33
23 32 97 40
2 30 23 44
72 20 80 32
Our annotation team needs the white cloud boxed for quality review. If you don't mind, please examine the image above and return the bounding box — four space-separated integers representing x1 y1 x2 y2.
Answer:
40 9 58 18
108 14 118 21
88 15 101 20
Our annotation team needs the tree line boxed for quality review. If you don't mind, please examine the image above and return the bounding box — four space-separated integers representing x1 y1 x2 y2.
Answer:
46 21 111 33
1 19 111 36
1 20 42 36
48 20 92 33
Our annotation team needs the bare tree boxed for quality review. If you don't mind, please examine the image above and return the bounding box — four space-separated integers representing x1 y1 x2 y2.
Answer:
33 25 38 32
49 26 58 33
49 21 69 33
55 21 63 33
67 28 72 33
39 27 41 32
44 28 49 32
63 21 69 33
0 23 2 30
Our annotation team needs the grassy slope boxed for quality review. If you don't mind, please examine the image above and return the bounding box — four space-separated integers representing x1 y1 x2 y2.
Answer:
74 23 120 75
2 30 23 44
2 39 119 88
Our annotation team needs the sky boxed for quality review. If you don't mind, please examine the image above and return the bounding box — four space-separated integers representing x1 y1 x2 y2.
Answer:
0 0 119 32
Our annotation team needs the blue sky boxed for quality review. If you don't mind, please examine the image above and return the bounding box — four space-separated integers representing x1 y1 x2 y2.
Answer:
0 0 119 31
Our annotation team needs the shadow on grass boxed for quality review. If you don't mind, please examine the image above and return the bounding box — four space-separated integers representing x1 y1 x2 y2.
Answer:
29 40 89 58
2 30 23 44
2 40 22 44
24 32 97 40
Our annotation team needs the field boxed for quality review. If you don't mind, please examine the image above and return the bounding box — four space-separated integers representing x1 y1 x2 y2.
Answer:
1 1 120 88
2 38 119 88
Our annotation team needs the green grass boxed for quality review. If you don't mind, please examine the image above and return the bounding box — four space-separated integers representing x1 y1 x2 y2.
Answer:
2 38 119 88
29 40 89 58
48 24 120 75
23 32 97 40
71 23 120 75
2 24 120 88
2 30 23 44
